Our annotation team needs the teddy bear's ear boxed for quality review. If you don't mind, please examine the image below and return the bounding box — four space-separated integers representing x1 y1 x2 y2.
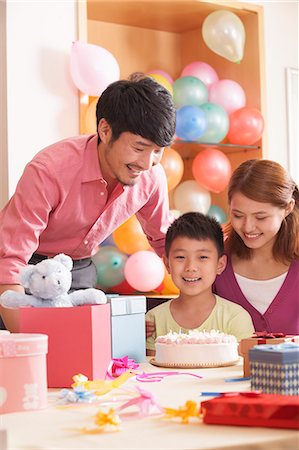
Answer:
20 265 36 289
53 253 73 271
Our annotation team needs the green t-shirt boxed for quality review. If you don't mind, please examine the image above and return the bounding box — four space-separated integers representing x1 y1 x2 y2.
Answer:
146 295 254 351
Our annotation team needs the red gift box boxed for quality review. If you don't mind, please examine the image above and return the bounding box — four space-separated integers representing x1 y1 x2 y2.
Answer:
239 332 298 377
19 304 111 388
201 393 299 429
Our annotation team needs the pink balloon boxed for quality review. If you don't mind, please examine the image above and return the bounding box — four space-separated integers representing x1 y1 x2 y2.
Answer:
209 79 246 115
124 251 165 292
148 69 173 84
181 62 219 89
192 149 232 193
70 41 120 96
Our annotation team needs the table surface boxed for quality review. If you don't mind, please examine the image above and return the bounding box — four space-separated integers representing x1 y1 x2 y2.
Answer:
2 358 299 450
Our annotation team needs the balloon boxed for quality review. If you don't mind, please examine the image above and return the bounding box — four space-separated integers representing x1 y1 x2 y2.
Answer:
198 103 229 143
208 205 227 224
173 76 208 108
147 73 173 95
70 41 120 96
176 105 207 141
84 97 98 134
192 149 232 193
209 79 246 115
124 251 165 292
202 10 245 63
113 215 151 254
92 246 128 288
148 69 173 84
181 61 219 89
160 147 184 191
227 107 264 145
161 271 180 295
173 180 211 214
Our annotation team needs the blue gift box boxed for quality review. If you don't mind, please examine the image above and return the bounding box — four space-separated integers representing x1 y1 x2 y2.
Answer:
249 343 299 396
107 295 146 363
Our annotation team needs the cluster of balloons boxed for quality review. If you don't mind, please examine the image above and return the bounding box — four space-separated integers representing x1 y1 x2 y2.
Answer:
92 215 179 295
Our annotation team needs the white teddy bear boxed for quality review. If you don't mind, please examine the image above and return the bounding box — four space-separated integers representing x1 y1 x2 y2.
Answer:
0 253 107 308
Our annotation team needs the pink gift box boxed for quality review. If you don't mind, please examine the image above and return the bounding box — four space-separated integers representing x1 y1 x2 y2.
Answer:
19 304 111 388
0 333 48 414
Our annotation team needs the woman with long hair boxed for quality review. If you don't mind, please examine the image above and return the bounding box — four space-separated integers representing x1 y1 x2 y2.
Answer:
214 159 299 334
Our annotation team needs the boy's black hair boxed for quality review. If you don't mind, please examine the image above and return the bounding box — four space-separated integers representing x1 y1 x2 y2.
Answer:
165 212 224 257
96 77 176 147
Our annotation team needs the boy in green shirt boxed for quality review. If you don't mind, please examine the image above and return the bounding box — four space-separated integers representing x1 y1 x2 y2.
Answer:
146 212 254 355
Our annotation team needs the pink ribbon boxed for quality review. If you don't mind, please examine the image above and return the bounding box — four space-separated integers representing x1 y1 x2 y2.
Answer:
106 356 139 379
117 386 163 416
135 371 202 382
252 331 285 339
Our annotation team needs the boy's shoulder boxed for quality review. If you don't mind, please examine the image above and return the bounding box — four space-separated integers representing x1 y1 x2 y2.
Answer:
215 295 249 315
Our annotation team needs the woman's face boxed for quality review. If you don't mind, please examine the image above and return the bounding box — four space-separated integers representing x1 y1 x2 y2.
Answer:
229 192 288 251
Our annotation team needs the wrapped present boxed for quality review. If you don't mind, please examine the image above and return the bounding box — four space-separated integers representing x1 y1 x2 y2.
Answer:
201 392 299 429
249 343 299 396
19 304 111 388
107 295 146 362
239 332 298 377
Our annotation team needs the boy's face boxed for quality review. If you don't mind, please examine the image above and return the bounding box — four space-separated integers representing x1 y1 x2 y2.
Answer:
163 236 226 297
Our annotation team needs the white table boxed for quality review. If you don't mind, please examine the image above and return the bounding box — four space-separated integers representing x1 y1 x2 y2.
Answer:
2 359 298 450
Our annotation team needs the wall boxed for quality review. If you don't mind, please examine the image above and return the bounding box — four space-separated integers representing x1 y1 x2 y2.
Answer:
3 0 78 205
260 0 298 170
1 1 298 207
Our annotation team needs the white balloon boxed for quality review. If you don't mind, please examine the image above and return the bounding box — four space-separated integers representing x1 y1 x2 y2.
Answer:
202 10 245 63
173 180 211 214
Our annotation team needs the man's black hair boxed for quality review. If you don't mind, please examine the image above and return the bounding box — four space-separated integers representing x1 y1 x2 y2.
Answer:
165 212 224 257
96 77 176 147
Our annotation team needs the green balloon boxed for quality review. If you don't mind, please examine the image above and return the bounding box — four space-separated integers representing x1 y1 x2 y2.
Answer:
198 102 229 143
92 246 128 288
173 76 208 109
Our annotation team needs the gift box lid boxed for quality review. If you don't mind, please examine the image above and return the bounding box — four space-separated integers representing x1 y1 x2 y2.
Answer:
0 333 48 358
249 342 299 364
107 295 146 316
239 333 298 355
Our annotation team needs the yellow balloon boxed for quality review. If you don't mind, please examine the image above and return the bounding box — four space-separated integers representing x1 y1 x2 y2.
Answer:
113 215 151 254
161 271 180 295
84 97 98 134
147 73 173 96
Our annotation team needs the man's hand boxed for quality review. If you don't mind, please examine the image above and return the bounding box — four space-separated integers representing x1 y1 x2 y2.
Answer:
146 320 155 338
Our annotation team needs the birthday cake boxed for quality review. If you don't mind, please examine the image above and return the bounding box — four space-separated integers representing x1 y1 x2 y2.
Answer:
154 330 239 368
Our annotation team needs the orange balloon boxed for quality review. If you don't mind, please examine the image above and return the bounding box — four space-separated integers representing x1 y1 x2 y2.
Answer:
227 107 264 145
113 215 151 254
84 97 98 134
161 147 184 191
192 148 231 194
161 270 180 295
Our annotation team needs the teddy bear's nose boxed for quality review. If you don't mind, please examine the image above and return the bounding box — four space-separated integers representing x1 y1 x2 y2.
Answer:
42 276 46 279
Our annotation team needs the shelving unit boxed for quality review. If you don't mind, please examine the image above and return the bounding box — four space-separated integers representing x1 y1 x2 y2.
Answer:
77 0 266 213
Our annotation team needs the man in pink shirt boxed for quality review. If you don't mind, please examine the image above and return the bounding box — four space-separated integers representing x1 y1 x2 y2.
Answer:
0 77 176 331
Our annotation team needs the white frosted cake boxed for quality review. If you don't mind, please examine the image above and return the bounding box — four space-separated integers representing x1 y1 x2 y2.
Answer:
154 330 239 367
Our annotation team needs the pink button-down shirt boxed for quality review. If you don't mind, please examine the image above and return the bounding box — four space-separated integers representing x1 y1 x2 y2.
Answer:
0 135 172 284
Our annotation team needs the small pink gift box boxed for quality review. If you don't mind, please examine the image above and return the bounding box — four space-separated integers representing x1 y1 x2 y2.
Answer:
0 333 48 414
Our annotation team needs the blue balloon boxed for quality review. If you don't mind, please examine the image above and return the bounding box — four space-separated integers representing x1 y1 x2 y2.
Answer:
176 105 207 141
208 205 227 224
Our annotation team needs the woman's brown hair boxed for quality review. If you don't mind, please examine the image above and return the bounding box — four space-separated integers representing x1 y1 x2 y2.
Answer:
224 159 299 263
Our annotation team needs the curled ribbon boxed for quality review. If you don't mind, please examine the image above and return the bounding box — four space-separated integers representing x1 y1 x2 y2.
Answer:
80 408 121 434
106 356 139 379
117 386 163 417
163 400 200 424
135 371 202 383
72 371 135 396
